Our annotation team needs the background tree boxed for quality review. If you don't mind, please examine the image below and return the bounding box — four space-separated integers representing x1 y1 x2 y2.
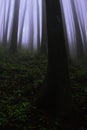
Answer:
28 0 34 51
74 0 87 56
18 0 27 49
2 0 6 46
40 0 48 54
36 0 40 52
71 0 84 59
10 0 20 52
3 0 10 47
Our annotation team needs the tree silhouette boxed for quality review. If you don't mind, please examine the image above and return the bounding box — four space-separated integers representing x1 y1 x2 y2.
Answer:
39 0 72 117
10 0 20 52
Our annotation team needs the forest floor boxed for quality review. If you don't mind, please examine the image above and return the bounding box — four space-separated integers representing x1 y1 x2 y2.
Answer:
0 48 87 130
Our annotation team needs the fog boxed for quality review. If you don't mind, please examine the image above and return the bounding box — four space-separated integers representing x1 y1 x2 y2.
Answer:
0 0 87 56
0 0 42 48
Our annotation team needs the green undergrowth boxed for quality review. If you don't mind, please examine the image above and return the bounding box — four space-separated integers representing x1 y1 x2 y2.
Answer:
0 48 87 130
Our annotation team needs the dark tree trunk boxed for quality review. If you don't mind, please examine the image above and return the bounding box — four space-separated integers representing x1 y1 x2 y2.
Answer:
37 0 40 51
28 0 34 52
10 0 20 52
75 0 87 56
3 0 10 47
40 0 48 54
71 0 84 59
39 0 72 117
59 1 69 56
19 0 27 49
3 0 6 45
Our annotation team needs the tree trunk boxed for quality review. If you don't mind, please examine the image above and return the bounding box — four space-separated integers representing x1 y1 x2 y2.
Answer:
40 0 72 117
3 0 10 47
10 0 20 52
41 0 48 54
71 0 84 59
28 0 34 52
37 0 40 52
19 0 27 49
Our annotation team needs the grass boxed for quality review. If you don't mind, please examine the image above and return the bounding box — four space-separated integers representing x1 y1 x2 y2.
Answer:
0 48 87 130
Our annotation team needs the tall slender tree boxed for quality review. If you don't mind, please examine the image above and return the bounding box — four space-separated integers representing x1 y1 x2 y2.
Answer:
75 0 87 56
37 0 40 51
71 0 84 59
3 0 10 47
40 0 48 53
19 0 27 49
10 0 20 52
3 0 6 45
28 0 34 51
